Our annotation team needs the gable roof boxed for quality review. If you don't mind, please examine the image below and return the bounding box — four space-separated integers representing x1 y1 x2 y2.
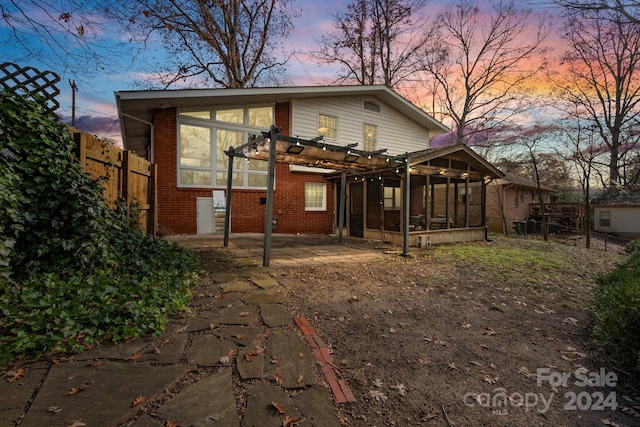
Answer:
115 85 449 158
493 174 555 192
407 144 504 179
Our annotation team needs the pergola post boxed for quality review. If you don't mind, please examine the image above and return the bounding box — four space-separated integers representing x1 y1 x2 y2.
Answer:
223 148 234 248
263 125 281 267
403 161 411 256
338 171 347 243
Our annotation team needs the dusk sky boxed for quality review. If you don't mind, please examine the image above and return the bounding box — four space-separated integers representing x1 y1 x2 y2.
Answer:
1 0 563 142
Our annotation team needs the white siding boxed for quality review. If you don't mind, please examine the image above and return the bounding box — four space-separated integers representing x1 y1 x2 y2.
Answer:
594 206 640 234
291 96 431 155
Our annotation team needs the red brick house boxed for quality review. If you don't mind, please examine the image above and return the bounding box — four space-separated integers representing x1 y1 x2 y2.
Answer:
115 85 502 244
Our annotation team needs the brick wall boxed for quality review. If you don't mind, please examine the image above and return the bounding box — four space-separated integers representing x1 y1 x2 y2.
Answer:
152 102 335 236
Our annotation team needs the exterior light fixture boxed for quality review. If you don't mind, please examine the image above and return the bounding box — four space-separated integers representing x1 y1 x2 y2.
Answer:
439 169 447 175
461 172 469 179
286 141 305 154
344 151 360 162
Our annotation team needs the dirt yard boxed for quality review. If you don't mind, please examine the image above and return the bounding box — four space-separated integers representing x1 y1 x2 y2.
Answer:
258 235 639 427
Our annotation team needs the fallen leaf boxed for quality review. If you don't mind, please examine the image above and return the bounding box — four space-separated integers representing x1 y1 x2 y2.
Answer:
563 317 579 326
448 362 458 370
219 356 230 364
247 351 259 356
271 357 282 366
298 352 305 358
469 360 483 366
48 406 62 414
244 354 253 362
153 347 161 355
68 420 87 427
274 372 285 385
390 382 407 396
417 356 431 366
425 336 447 346
484 374 499 384
369 389 388 402
482 326 496 336
85 361 103 367
389 327 397 333
227 349 236 357
239 311 249 317
209 323 216 329
461 321 471 329
162 338 172 344
166 419 183 427
6 368 26 383
283 415 301 426
231 333 244 339
125 353 144 361
600 419 620 426
271 401 286 414
297 374 304 384
132 395 147 407
372 378 383 388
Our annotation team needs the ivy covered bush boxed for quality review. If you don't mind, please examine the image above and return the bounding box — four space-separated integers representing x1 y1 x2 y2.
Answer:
0 91 198 366
592 252 640 378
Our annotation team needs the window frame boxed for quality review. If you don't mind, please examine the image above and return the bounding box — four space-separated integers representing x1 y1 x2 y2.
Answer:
599 211 611 228
177 105 273 189
363 123 378 152
304 183 327 211
317 113 338 141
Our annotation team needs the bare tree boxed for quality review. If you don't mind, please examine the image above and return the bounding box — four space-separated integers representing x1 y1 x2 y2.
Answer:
121 0 297 88
312 0 432 90
420 0 550 145
2 0 297 89
555 110 607 248
1 0 132 77
555 0 640 23
555 6 640 187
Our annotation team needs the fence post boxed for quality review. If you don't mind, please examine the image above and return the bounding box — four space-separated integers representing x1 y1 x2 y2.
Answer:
122 150 132 220
74 131 86 171
149 163 158 236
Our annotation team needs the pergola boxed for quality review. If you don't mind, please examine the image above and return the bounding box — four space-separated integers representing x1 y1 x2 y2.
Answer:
224 125 503 267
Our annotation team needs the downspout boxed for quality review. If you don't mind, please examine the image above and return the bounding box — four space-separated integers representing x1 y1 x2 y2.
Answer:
118 111 155 163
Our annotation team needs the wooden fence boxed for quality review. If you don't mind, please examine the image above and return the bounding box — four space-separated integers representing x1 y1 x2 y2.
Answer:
72 129 157 235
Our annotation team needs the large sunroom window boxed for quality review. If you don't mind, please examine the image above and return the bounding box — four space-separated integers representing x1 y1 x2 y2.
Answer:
178 106 273 188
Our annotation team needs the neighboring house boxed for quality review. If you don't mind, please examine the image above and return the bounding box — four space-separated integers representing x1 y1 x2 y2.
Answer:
115 85 502 245
593 204 640 240
486 174 555 233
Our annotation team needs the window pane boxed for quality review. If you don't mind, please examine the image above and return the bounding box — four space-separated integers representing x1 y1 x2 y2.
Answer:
318 114 336 139
180 170 211 185
248 159 269 171
180 110 211 119
216 108 244 124
216 171 243 186
248 174 268 187
363 123 377 151
305 183 325 209
249 107 273 127
216 129 243 168
180 125 211 167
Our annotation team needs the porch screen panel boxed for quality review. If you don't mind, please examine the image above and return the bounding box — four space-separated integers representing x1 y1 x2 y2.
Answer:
467 181 483 227
366 178 382 230
431 177 448 228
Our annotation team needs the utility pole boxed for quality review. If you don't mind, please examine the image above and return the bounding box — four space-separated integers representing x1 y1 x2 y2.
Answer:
69 80 77 127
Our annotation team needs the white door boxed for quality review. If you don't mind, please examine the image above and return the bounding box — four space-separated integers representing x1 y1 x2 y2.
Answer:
196 197 215 234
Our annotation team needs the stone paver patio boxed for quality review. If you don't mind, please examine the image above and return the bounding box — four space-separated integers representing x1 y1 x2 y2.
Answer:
2 234 388 426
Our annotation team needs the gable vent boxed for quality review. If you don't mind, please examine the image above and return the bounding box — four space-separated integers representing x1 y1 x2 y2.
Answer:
363 100 381 113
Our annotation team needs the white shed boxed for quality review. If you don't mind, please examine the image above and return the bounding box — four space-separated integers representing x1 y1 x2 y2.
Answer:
593 205 640 240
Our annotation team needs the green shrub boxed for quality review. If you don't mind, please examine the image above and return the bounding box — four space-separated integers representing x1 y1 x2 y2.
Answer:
625 239 640 256
592 253 640 377
0 91 198 366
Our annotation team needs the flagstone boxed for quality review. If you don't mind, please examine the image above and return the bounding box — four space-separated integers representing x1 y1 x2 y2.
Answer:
186 334 237 367
260 304 292 327
265 331 315 389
